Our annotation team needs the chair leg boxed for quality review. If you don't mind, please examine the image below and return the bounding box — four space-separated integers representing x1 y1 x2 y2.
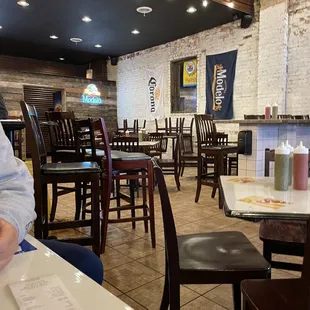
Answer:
263 241 272 264
101 175 112 254
91 176 100 257
232 283 241 310
148 161 156 248
174 168 181 191
211 186 217 198
142 171 148 233
50 183 58 222
74 182 82 220
116 179 121 219
42 183 49 239
195 156 202 203
81 182 87 220
129 178 136 229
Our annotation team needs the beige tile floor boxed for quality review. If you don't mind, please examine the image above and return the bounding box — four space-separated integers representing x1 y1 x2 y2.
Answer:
48 168 300 310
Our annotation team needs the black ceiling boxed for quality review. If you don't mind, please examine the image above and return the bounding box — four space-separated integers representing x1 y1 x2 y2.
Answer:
0 0 240 65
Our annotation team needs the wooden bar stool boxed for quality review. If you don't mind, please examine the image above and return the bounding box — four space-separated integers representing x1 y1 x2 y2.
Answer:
21 101 101 256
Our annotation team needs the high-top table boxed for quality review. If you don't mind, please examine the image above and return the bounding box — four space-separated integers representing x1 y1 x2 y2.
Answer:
220 176 310 221
0 120 25 146
1 235 132 310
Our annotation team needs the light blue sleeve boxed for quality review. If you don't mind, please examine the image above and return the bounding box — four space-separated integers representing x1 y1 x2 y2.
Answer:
0 123 36 243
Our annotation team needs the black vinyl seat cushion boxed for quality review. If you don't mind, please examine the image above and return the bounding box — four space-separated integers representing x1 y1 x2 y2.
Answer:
55 149 76 154
178 231 270 276
41 162 101 174
201 145 238 151
111 150 151 161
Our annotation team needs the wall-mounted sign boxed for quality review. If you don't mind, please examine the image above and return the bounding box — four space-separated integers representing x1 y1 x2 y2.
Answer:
81 84 103 104
183 59 197 87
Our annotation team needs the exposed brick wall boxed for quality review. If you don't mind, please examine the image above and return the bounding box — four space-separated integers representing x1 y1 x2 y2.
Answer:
116 0 310 140
0 70 117 131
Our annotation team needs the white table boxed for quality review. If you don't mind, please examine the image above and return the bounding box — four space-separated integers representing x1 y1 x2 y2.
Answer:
0 235 132 310
220 176 310 220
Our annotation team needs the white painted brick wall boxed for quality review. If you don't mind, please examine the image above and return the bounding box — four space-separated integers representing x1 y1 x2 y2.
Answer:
117 0 310 139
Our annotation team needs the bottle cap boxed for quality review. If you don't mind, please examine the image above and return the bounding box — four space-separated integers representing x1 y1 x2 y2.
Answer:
273 103 278 107
285 140 294 153
265 104 271 107
294 141 309 154
275 142 290 155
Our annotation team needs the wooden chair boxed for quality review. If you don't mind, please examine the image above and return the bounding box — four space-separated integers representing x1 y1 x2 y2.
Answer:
111 136 141 153
179 133 198 176
20 101 101 256
294 115 310 120
182 118 194 154
138 120 146 130
155 118 168 134
168 117 184 135
75 117 156 253
244 115 265 120
242 216 310 310
153 164 270 310
195 114 238 202
8 115 23 159
260 149 306 271
157 134 181 190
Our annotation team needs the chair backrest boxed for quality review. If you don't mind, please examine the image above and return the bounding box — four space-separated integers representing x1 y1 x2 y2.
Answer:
111 136 140 152
168 117 185 134
74 118 97 161
20 101 47 176
294 115 310 120
244 114 264 120
45 111 75 152
194 114 217 149
278 114 293 119
148 132 164 151
155 118 168 134
153 164 180 275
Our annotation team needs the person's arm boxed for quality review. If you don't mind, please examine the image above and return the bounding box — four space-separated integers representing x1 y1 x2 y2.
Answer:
0 123 36 244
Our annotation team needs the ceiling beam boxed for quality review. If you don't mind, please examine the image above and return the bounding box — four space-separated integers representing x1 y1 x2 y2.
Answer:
212 0 254 15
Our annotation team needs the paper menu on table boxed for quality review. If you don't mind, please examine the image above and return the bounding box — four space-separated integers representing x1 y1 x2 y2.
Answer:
9 274 82 310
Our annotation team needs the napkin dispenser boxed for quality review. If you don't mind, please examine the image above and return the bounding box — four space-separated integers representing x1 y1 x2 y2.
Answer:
238 130 252 155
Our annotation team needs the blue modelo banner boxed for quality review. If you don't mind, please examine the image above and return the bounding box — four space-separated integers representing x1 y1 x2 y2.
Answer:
205 50 237 119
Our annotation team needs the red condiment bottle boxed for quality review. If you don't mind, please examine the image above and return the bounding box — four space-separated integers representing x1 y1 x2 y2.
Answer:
265 104 271 120
293 142 309 190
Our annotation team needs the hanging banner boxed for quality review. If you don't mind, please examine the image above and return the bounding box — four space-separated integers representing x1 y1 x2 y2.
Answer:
205 50 237 119
183 59 197 87
145 65 165 120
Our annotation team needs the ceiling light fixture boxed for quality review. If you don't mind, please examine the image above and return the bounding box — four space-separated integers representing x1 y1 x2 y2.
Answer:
17 0 29 7
95 44 102 48
82 16 92 23
136 6 152 16
187 7 197 13
202 0 208 7
50 35 58 39
59 57 65 61
131 29 140 35
70 38 83 44
228 1 234 8
0 26 2 30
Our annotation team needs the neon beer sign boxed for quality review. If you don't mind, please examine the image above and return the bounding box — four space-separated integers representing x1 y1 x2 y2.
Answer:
82 84 103 104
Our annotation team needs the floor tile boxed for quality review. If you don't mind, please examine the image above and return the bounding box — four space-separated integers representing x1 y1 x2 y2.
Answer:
127 277 200 310
100 247 133 271
104 261 162 293
182 296 227 310
102 281 123 297
137 250 166 275
113 238 163 260
204 284 233 310
184 284 220 295
118 294 147 310
105 227 141 248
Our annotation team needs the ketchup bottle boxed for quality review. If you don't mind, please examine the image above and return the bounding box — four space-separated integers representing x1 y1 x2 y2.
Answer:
293 142 309 190
265 104 271 120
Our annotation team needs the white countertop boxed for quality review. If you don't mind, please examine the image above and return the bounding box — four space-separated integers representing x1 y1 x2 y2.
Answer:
221 176 310 220
0 235 132 310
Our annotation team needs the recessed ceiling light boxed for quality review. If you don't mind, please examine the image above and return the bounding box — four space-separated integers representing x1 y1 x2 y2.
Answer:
82 16 92 23
228 1 234 8
70 38 83 43
0 26 2 30
136 6 153 16
17 1 29 7
187 7 197 13
50 35 58 39
131 29 140 35
95 44 102 48
202 0 208 7
59 57 65 61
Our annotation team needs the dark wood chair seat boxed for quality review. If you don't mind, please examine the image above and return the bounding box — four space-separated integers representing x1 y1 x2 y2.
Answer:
41 162 100 174
242 278 308 310
153 164 270 310
178 231 270 282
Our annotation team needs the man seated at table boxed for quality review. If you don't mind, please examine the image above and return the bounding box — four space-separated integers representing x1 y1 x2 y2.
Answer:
0 123 103 284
